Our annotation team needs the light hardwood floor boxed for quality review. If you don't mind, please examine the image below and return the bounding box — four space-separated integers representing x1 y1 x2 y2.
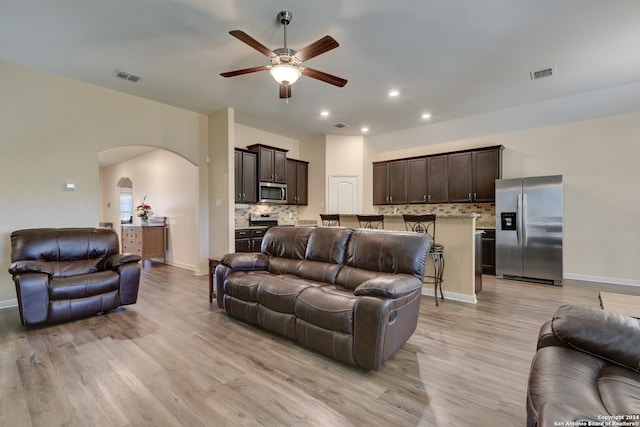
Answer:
1 263 638 426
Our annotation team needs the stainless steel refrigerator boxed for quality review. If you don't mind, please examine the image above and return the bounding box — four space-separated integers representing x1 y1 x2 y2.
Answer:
495 175 563 285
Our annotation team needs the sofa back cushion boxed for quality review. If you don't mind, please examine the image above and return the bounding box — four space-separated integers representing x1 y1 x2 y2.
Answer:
10 228 119 277
261 227 314 260
342 229 431 280
304 227 352 265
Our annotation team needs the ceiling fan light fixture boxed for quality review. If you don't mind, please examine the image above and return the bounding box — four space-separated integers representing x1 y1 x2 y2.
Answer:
270 64 301 85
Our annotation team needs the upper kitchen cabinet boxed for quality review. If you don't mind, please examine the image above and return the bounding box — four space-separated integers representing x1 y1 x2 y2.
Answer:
286 159 308 205
373 160 407 205
426 155 449 203
234 148 257 203
448 146 503 203
448 152 474 202
248 144 287 184
407 158 427 203
472 147 502 202
406 156 448 203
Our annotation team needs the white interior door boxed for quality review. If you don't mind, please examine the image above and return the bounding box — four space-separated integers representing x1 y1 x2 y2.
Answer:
328 175 358 214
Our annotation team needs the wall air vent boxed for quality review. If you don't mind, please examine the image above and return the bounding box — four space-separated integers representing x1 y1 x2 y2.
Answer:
530 67 555 80
334 123 348 129
114 69 144 82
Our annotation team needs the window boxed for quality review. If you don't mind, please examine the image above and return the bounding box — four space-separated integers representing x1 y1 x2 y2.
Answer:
120 188 133 223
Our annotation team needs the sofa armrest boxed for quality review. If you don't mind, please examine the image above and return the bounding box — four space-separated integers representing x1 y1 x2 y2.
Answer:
220 252 268 271
552 304 640 372
535 402 601 427
12 272 50 326
354 274 423 299
98 253 142 271
8 260 53 276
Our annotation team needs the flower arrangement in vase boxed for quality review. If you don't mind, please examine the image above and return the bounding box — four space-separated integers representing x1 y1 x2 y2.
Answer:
135 195 154 225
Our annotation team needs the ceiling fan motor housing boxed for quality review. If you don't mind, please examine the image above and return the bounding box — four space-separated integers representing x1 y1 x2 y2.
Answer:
278 11 292 25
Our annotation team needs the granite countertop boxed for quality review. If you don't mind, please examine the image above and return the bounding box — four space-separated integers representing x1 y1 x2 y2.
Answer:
338 213 480 219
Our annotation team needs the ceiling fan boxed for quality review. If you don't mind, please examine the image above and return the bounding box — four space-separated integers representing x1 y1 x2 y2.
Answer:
220 11 347 100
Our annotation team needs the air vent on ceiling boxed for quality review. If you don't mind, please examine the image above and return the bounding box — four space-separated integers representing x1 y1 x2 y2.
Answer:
114 69 144 82
334 123 348 129
530 67 555 80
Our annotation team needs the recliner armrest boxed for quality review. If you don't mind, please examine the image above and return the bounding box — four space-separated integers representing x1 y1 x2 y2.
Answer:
354 274 422 299
552 304 640 373
220 252 268 271
98 253 142 271
8 260 53 276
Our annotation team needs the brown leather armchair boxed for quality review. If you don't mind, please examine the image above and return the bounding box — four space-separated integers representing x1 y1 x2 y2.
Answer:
8 228 141 326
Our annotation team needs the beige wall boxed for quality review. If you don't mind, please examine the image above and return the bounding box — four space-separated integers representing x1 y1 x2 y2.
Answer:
0 60 207 305
100 149 198 270
371 113 640 286
235 123 300 158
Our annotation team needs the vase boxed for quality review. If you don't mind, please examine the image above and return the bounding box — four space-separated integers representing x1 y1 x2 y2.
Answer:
141 218 149 226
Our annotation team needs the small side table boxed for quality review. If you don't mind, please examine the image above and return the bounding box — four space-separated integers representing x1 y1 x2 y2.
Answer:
208 257 222 303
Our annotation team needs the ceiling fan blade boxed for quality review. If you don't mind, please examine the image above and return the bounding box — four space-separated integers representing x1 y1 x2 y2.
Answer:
220 65 269 78
295 35 339 62
302 68 348 87
279 84 292 99
229 30 275 57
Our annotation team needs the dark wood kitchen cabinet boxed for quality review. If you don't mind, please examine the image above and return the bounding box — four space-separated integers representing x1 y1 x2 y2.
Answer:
407 155 448 203
234 149 257 203
235 228 267 253
479 228 496 275
248 144 287 184
286 159 308 205
448 147 502 203
472 148 502 202
373 160 407 205
426 155 449 203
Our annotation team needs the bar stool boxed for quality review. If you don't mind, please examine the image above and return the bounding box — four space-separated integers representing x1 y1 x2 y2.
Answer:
356 214 384 229
403 214 444 305
320 214 341 226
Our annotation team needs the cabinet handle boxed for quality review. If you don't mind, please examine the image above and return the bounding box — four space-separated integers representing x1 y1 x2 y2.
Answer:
474 192 477 200
389 196 393 203
468 193 472 201
423 195 426 202
243 192 246 199
428 194 431 202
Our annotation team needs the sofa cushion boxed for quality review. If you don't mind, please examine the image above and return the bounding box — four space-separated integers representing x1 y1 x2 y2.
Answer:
552 304 640 372
267 257 303 275
261 227 313 259
224 270 271 302
297 260 343 284
256 275 316 314
295 285 356 334
598 365 640 416
335 266 385 291
527 346 609 421
344 229 431 280
304 227 352 264
49 270 119 300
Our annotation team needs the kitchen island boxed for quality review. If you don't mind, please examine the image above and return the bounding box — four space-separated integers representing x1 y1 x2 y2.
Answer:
338 214 480 304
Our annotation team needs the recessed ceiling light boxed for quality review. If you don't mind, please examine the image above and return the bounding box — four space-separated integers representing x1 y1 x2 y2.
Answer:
320 110 329 117
421 113 432 119
388 90 400 97
361 127 369 132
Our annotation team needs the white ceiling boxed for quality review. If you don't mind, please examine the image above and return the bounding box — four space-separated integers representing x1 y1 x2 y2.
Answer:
2 1 640 153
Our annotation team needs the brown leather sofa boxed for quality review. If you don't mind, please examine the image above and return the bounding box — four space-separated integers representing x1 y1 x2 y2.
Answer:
526 304 640 427
8 228 142 326
215 226 431 370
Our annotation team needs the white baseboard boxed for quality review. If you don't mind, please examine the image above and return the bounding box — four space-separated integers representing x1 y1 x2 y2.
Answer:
564 273 640 287
0 299 18 310
421 286 477 304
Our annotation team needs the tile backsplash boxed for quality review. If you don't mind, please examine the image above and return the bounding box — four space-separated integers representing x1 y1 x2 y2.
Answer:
235 203 495 229
235 204 300 228
377 203 496 228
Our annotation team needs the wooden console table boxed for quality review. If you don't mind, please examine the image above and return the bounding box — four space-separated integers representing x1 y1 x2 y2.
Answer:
599 291 640 318
122 221 167 263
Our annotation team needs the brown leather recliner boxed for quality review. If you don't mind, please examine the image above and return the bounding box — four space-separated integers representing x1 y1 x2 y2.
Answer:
8 228 142 326
216 226 432 370
526 304 640 427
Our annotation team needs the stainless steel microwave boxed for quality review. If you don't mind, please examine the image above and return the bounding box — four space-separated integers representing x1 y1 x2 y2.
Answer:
258 182 287 204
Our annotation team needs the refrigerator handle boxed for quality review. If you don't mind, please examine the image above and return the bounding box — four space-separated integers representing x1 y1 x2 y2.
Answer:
522 192 527 245
516 193 523 245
